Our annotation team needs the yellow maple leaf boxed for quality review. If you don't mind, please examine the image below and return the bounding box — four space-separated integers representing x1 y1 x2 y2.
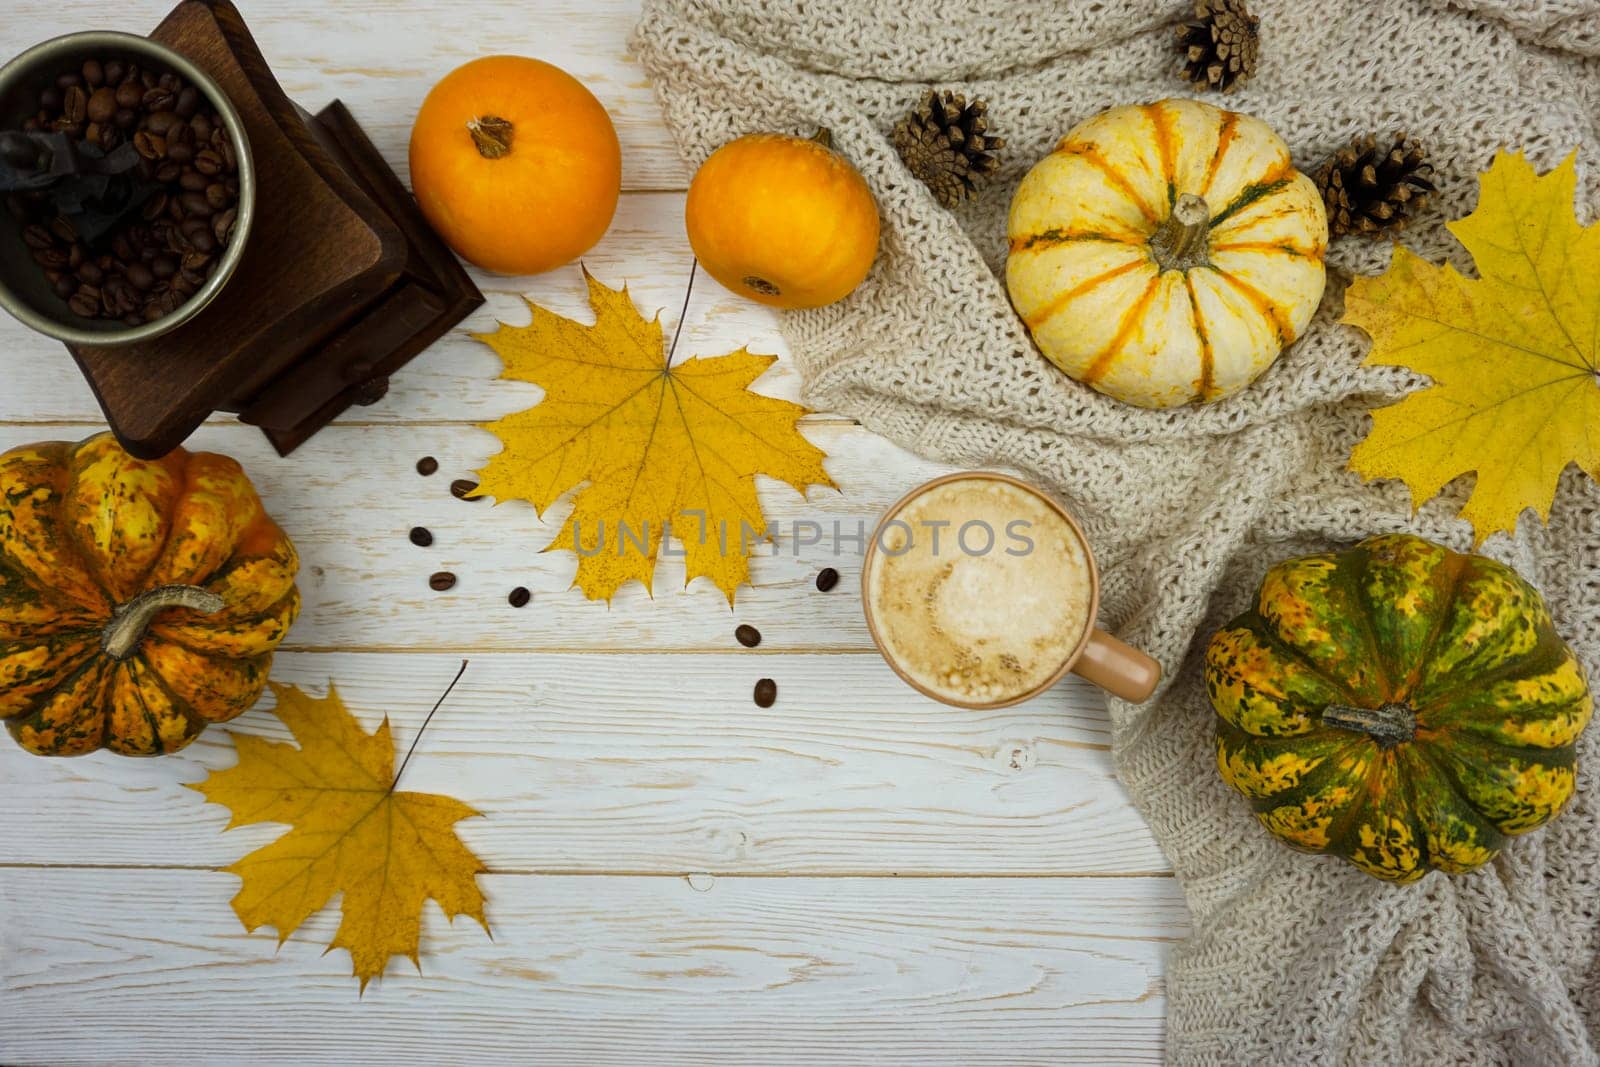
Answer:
189 681 488 991
472 269 834 603
1343 149 1600 543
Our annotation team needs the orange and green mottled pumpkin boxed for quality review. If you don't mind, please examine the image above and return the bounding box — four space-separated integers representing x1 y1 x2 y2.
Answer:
0 434 300 756
1206 533 1591 883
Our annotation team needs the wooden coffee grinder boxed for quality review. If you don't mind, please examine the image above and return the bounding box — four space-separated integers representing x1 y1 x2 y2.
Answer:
66 0 482 458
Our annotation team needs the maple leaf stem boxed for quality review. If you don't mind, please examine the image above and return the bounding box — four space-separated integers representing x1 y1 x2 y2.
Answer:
389 659 470 795
665 258 699 370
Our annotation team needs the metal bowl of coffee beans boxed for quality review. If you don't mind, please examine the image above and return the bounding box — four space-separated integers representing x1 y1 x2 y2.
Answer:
0 31 255 346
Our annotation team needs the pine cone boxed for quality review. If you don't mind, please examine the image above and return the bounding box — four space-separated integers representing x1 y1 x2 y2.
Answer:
892 90 1005 208
1316 133 1437 237
1177 0 1260 92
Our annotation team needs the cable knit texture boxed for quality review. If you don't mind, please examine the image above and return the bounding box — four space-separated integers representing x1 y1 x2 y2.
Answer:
631 1 1600 1062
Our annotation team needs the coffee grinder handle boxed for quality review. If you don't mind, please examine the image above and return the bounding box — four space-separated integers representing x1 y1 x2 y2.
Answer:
1073 629 1162 704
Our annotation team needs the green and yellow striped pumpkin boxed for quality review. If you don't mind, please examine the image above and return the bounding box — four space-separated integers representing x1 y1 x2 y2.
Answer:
1206 534 1590 883
0 434 300 756
1006 98 1327 408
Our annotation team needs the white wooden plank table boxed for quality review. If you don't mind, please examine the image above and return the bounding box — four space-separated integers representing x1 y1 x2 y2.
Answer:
0 2 1188 1063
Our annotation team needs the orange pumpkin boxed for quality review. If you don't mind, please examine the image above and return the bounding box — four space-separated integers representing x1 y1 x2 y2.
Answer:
409 56 621 275
685 131 879 309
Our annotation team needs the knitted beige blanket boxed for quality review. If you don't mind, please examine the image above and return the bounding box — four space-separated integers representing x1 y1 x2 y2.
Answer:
631 1 1600 1061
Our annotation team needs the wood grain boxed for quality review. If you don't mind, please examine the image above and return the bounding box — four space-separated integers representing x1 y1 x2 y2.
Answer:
0 423 975 650
0 652 1164 873
0 867 1184 1065
0 204 797 425
0 0 691 191
0 0 1184 1061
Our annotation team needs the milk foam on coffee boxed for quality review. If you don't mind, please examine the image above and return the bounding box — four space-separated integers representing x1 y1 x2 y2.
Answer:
866 477 1094 705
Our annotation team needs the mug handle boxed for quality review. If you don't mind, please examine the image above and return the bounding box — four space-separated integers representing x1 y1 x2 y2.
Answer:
1072 629 1162 703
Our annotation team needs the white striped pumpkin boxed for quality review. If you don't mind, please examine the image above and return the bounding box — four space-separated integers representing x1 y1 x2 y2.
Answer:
1005 99 1327 409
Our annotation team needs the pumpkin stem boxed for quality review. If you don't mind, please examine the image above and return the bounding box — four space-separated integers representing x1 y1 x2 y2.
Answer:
1149 193 1212 271
810 127 833 150
102 585 225 661
1322 702 1417 747
467 116 514 160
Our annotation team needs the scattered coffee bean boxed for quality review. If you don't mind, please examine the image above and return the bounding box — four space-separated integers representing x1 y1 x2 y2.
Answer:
11 55 242 325
753 678 777 708
416 456 439 476
815 567 839 592
428 571 457 592
451 479 480 500
409 526 434 547
508 586 531 608
735 624 762 648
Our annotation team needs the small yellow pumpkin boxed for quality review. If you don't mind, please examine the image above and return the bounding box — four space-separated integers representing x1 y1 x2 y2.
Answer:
0 434 300 756
1006 98 1328 408
686 130 879 309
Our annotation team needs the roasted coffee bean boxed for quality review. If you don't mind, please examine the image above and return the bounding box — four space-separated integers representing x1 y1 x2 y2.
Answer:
113 105 137 129
409 526 434 547
141 88 175 113
49 215 77 243
416 456 439 476
158 72 179 92
53 274 77 300
735 624 762 648
74 259 103 285
212 208 236 245
155 288 183 315
815 567 840 592
132 131 165 160
86 86 117 124
114 80 142 109
38 86 61 112
55 72 81 90
32 247 68 269
193 148 222 176
144 110 177 137
152 161 180 183
141 192 169 221
429 571 457 592
216 137 236 171
186 227 217 254
205 182 229 210
174 86 199 118
81 59 104 87
21 223 52 250
181 251 211 272
189 114 213 142
67 285 100 317
165 141 193 165
178 168 208 192
125 262 154 290
451 479 480 500
102 59 123 85
178 191 212 217
150 255 176 280
177 267 205 291
753 678 777 708
101 277 136 316
61 85 87 124
508 586 532 608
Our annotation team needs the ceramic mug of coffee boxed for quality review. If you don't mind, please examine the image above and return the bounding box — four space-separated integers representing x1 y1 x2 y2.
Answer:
861 472 1161 708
